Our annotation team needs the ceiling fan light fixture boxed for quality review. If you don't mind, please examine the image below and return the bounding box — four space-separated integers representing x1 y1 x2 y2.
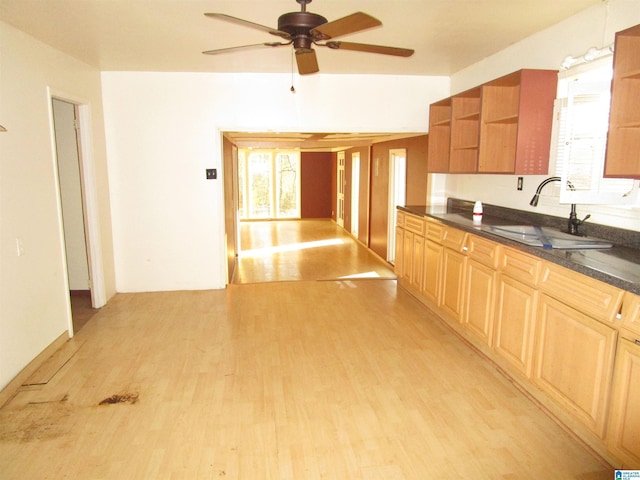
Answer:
203 0 414 75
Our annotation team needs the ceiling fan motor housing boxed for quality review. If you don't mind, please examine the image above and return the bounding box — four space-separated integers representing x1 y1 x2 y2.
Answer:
278 11 327 50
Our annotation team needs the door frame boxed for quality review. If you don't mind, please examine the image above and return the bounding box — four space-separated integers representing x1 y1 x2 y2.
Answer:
387 148 407 263
48 87 106 336
336 151 346 228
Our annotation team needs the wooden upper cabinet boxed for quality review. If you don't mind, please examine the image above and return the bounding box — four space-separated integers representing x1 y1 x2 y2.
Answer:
427 69 557 174
604 23 640 179
427 98 452 173
478 69 557 174
450 87 481 173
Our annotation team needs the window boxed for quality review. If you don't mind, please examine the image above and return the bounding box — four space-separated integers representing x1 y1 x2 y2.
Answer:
238 149 301 220
551 57 639 205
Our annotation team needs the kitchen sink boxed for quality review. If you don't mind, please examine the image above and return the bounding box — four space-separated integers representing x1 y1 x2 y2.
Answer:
487 225 613 250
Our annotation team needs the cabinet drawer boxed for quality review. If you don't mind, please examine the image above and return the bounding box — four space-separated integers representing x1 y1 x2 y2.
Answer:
404 214 425 235
466 234 500 268
425 218 444 243
396 211 405 227
441 226 467 252
620 291 640 339
500 247 542 286
539 262 623 324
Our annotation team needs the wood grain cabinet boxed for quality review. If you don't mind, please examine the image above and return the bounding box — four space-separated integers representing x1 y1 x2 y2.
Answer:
394 212 405 278
607 337 640 467
478 69 557 174
535 262 622 437
427 68 557 174
438 226 468 322
427 98 452 173
493 247 541 377
604 23 640 179
394 216 640 465
400 214 426 290
463 235 500 346
534 294 617 437
450 87 481 173
422 237 442 305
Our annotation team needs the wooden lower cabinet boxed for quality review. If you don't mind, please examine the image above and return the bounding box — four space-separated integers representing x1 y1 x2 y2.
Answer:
439 247 467 322
463 259 497 346
494 274 538 377
422 240 442 305
534 294 617 437
402 230 414 284
395 214 639 465
607 337 640 467
394 227 404 278
410 233 425 291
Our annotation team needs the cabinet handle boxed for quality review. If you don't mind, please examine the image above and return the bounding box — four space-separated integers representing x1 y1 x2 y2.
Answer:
635 339 640 346
462 246 468 252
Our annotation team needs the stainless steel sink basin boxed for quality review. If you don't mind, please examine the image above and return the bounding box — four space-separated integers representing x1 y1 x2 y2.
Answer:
487 225 613 250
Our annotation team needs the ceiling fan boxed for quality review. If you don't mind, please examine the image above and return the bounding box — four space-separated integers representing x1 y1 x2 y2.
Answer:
202 0 414 75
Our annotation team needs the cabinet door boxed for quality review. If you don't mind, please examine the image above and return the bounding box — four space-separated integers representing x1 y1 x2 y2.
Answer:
604 23 640 179
410 234 425 291
439 248 467 322
394 227 404 277
621 291 640 338
463 259 497 346
534 294 617 437
607 337 640 467
422 240 442 305
494 275 538 377
402 230 414 284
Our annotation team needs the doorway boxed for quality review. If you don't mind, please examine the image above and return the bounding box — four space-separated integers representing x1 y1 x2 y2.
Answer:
336 151 345 228
51 98 96 333
351 152 360 238
387 148 407 263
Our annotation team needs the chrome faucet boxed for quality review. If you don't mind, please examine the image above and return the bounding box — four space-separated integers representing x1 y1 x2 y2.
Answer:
529 176 590 235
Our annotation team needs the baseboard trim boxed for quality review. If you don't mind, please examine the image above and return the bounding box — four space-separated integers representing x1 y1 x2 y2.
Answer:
70 289 91 297
0 332 69 408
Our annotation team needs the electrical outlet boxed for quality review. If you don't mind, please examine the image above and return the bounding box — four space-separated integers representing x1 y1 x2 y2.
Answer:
517 177 523 191
206 168 217 180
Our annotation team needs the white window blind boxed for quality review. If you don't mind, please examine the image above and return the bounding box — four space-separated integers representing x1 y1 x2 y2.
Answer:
552 58 639 205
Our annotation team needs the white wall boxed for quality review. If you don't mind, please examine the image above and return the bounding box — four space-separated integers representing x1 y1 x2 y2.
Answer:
101 72 449 292
0 22 116 391
439 0 640 231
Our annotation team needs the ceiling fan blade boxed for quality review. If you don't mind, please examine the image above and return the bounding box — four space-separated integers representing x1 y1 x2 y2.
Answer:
326 41 414 57
204 13 290 39
296 49 319 75
311 12 381 40
203 42 290 55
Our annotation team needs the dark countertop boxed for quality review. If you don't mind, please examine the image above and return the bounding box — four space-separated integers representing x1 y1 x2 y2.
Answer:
399 200 640 295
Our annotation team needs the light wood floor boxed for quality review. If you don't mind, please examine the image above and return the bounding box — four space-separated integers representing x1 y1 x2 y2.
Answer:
234 220 396 284
0 222 613 479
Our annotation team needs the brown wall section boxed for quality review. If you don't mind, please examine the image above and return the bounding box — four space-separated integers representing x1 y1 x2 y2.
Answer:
368 135 429 259
301 152 333 218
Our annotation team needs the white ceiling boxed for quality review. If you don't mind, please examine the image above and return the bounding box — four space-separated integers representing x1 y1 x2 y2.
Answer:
0 0 602 76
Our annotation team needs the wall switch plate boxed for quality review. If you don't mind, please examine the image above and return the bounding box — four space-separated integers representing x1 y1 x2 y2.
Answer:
517 177 523 191
206 168 217 180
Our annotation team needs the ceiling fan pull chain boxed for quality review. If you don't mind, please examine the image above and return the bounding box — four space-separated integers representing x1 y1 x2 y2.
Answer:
290 48 296 93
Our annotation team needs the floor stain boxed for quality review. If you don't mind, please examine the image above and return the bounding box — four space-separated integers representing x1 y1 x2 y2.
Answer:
98 392 139 405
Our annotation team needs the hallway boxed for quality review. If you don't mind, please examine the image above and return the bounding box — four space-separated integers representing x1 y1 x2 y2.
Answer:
233 220 396 284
